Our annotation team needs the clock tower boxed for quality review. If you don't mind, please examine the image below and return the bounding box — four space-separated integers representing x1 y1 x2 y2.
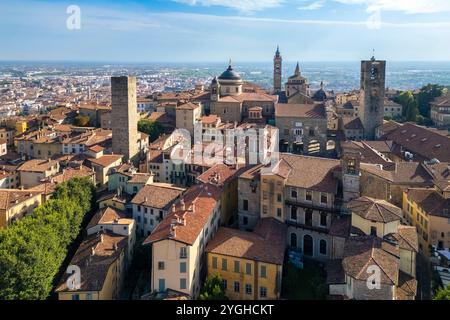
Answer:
359 55 386 139
273 46 282 93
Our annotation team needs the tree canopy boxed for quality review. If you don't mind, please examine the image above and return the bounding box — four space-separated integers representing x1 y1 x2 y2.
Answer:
417 84 446 118
138 119 164 142
0 177 95 300
74 115 91 127
434 284 450 300
199 273 228 300
398 90 419 122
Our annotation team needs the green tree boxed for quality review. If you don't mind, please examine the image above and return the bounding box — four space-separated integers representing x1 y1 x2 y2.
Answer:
0 177 95 300
434 284 450 300
138 119 164 142
417 84 445 118
199 274 228 300
74 115 91 127
398 91 419 122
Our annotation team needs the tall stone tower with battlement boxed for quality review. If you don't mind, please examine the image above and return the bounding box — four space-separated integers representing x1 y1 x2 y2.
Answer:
273 46 282 94
360 57 386 140
111 76 139 162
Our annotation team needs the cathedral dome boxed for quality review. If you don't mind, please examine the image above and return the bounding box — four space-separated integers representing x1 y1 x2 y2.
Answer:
313 89 327 101
218 64 242 81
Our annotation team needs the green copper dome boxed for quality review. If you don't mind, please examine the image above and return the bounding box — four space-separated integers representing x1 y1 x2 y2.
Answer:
218 64 242 81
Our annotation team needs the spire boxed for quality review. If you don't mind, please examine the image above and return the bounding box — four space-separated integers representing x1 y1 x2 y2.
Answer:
295 62 300 76
371 49 376 61
320 81 324 90
276 45 280 57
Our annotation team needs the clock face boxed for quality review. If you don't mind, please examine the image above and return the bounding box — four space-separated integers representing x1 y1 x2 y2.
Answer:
370 66 378 80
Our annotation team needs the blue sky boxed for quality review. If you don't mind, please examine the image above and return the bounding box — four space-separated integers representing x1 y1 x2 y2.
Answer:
1 0 450 62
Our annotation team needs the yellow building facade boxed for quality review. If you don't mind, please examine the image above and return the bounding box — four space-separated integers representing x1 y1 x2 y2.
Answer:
403 189 450 256
206 253 282 300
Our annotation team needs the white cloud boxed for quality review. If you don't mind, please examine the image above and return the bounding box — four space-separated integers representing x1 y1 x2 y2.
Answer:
298 0 325 10
333 0 450 14
172 0 284 13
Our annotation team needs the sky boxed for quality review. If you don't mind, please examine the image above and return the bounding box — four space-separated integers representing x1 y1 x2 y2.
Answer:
1 0 450 62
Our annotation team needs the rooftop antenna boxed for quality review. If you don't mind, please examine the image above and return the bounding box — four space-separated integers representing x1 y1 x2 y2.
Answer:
371 49 376 61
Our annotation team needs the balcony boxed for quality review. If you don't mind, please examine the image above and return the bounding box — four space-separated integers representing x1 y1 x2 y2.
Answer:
286 219 329 234
285 199 341 214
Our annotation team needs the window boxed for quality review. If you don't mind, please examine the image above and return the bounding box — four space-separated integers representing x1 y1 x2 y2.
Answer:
234 281 240 293
290 233 297 247
180 278 187 290
144 217 148 224
277 194 282 202
222 258 228 271
305 190 312 201
263 205 268 215
86 293 93 300
245 263 252 275
243 216 248 225
138 206 141 212
212 256 218 269
222 279 228 290
277 208 282 217
180 247 187 259
320 240 327 255
158 261 165 270
370 226 377 236
305 209 313 227
320 212 327 227
234 260 240 273
260 286 267 298
291 206 297 220
260 265 267 278
72 294 80 300
180 262 187 273
320 194 328 204
245 284 252 295
291 189 297 198
159 279 166 292
243 200 249 211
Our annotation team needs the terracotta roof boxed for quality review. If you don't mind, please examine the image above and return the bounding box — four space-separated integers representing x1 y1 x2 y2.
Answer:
342 116 364 130
128 173 152 184
390 225 419 253
55 231 127 293
267 154 340 193
131 184 185 209
87 206 132 229
363 141 394 154
197 164 245 187
275 103 326 119
201 115 220 125
177 102 200 110
0 189 42 210
342 236 399 285
143 183 221 246
348 196 402 223
396 271 418 300
88 154 123 168
381 122 450 162
405 188 450 218
17 159 58 173
205 218 286 265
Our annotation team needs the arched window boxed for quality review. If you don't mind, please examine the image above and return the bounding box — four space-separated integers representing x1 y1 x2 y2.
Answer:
303 235 313 256
290 233 297 248
319 239 327 255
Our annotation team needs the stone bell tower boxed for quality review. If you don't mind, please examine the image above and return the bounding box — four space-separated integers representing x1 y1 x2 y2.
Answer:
341 142 361 205
273 46 282 94
360 55 386 140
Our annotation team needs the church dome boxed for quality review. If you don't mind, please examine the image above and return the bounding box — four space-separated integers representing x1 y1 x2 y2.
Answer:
313 89 327 101
218 64 242 81
313 81 327 101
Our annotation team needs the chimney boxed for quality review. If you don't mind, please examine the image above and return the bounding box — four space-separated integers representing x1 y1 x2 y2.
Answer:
100 234 104 243
91 247 95 256
181 199 186 211
113 243 118 251
172 203 177 212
